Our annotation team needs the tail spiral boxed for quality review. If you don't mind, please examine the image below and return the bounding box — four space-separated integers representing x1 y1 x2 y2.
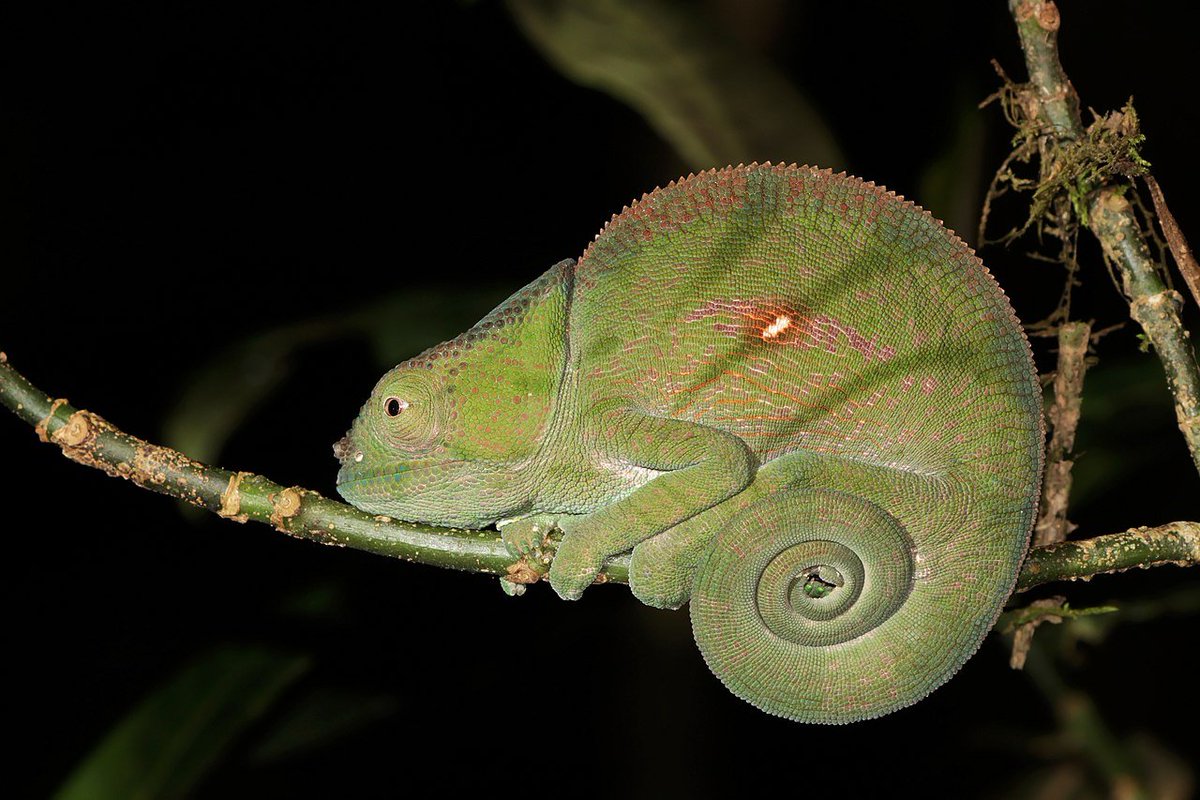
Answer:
691 488 924 724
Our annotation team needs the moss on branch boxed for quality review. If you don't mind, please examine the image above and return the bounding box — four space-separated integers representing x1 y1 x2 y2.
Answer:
1002 0 1200 474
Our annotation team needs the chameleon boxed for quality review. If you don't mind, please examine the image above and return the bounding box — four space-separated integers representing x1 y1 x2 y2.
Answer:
334 163 1044 723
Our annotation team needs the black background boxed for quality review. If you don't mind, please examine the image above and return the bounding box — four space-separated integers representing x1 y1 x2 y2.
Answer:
2 1 1196 796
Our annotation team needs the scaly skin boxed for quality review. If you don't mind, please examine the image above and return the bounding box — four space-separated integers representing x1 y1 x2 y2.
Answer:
335 164 1044 723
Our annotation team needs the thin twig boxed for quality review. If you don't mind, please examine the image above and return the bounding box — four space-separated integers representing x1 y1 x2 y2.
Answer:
1145 174 1200 309
1007 0 1200 475
1034 320 1091 546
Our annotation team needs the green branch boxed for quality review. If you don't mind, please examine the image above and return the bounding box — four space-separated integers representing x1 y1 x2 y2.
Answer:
1016 522 1199 592
0 352 621 587
3 353 1196 596
1007 0 1200 474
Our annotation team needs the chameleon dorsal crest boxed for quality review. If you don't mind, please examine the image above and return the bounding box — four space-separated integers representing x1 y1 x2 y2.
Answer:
337 163 1044 723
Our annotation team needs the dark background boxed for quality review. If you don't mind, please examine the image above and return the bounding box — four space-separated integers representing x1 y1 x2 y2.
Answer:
2 1 1196 796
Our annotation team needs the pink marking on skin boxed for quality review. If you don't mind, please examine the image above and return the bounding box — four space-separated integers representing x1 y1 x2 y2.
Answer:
921 376 939 394
684 297 896 361
746 358 771 376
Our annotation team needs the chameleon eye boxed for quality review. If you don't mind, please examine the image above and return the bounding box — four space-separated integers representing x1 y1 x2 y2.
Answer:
383 396 409 417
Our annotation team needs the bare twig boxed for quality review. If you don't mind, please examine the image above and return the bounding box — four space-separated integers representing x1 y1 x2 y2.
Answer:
1034 321 1091 546
1004 596 1117 669
0 353 619 587
1145 175 1200 309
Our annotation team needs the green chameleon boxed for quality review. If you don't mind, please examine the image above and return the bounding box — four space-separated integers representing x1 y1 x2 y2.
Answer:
335 163 1044 723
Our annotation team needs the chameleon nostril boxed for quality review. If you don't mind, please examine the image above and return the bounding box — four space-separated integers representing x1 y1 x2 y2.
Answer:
332 434 356 463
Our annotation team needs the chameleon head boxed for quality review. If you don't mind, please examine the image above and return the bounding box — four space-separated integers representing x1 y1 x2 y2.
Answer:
334 364 461 520
334 263 572 528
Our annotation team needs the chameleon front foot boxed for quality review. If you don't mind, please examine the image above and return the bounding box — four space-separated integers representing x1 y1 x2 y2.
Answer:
499 515 558 560
499 515 603 600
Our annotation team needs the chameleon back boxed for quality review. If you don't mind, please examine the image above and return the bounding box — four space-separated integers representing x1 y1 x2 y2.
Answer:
569 164 1043 721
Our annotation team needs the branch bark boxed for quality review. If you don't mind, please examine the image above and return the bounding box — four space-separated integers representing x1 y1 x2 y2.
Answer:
1016 522 1200 592
1034 320 1090 546
1008 0 1200 475
1145 175 1200 310
2 353 1196 596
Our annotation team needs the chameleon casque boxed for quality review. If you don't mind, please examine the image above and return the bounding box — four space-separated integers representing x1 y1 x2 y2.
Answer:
335 163 1044 723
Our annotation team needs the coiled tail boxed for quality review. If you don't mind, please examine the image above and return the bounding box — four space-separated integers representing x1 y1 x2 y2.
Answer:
691 488 933 724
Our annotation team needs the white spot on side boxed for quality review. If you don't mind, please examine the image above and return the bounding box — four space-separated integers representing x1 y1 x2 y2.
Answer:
761 314 792 340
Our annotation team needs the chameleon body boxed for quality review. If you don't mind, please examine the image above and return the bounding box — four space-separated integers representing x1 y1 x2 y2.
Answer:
335 164 1044 723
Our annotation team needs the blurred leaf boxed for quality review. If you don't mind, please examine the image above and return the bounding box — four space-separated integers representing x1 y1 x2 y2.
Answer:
248 687 399 764
277 580 352 622
161 320 341 467
917 96 986 245
163 289 505 466
507 0 842 170
55 646 310 800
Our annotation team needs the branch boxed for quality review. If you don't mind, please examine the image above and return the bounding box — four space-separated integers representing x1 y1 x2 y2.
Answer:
1016 522 1200 592
0 353 625 588
3 352 1196 596
1007 0 1200 474
1033 320 1090 546
1145 174 1200 309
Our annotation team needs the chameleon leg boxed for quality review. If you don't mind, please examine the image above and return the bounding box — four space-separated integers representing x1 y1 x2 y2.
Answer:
629 452 822 609
628 512 723 610
548 409 756 600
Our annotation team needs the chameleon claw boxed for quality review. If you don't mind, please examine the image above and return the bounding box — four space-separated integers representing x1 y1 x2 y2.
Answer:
499 577 527 597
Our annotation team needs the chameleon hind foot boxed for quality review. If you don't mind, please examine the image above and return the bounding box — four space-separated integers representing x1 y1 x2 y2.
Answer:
628 536 702 610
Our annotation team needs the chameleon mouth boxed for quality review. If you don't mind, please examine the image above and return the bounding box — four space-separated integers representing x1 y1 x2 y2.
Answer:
335 458 464 490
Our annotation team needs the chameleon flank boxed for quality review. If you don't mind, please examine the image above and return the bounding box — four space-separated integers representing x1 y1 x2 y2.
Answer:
335 164 1044 723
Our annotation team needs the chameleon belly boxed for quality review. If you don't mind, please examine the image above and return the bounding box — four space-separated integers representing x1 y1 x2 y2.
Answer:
567 164 1044 721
